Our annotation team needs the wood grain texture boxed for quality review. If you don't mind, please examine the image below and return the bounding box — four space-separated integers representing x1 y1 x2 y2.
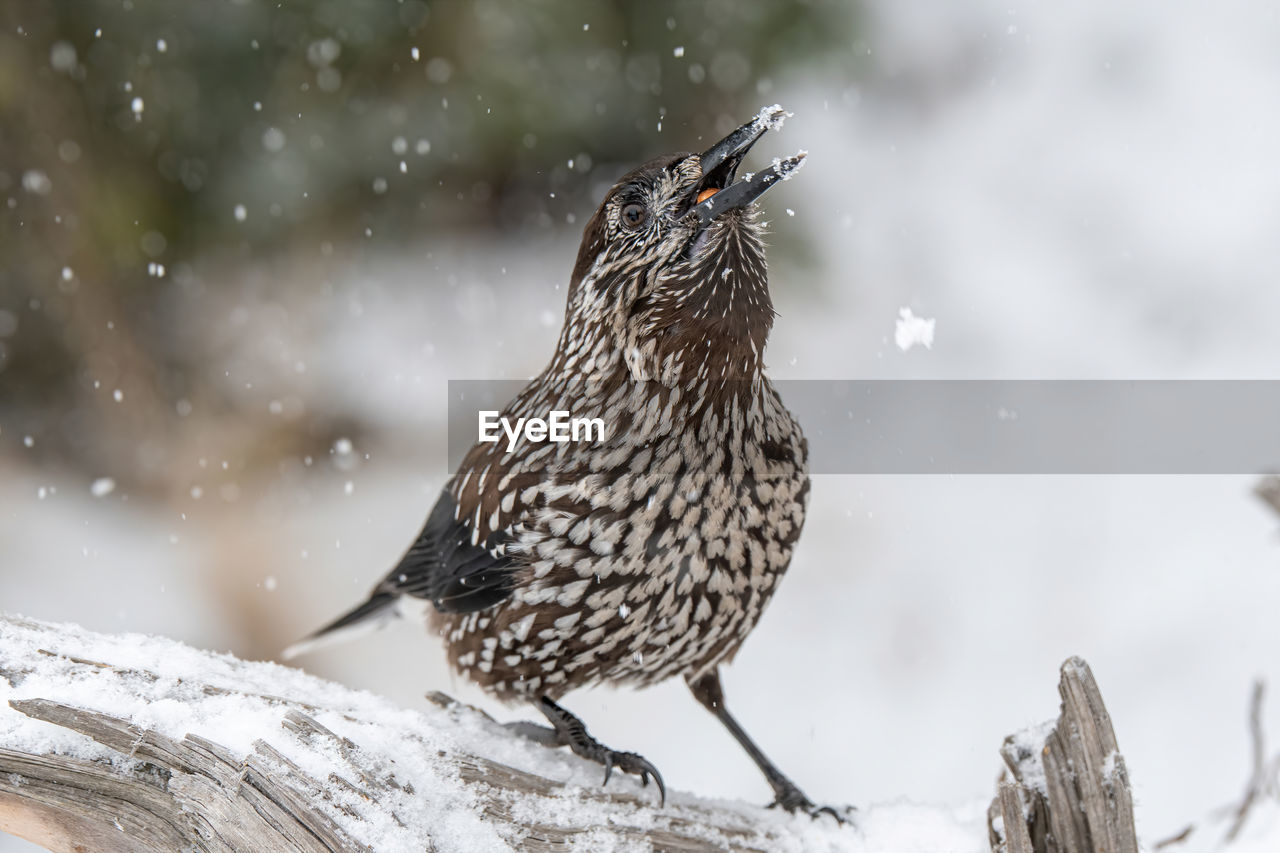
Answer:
989 657 1139 853
2 616 1144 851
0 616 802 852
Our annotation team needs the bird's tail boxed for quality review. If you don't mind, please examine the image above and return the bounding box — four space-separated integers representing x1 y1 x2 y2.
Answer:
281 592 399 660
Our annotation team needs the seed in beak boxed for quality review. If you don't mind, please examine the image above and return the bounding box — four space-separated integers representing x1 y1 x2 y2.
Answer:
696 187 719 204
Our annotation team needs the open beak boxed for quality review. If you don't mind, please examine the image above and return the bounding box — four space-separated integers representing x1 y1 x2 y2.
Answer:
690 105 806 226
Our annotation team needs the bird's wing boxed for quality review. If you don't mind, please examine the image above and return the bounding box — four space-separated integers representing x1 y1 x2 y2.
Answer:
284 396 548 659
281 475 523 659
374 486 518 613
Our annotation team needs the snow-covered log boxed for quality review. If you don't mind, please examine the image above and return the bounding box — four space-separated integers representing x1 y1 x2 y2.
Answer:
988 658 1138 853
1 614 1140 852
0 614 866 852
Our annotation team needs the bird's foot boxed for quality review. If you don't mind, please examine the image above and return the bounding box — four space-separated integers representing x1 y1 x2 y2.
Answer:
768 779 854 823
536 697 666 806
503 720 563 747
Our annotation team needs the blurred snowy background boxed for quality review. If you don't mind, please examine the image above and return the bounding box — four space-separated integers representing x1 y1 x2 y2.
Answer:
5 0 1280 850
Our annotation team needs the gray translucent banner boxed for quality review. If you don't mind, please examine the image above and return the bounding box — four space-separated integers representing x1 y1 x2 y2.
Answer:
446 380 1280 474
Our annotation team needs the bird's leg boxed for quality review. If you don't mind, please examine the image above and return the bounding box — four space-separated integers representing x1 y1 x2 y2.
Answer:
535 696 667 806
687 668 850 822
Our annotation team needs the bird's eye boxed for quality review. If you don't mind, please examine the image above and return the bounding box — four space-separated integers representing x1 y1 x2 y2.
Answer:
620 202 649 229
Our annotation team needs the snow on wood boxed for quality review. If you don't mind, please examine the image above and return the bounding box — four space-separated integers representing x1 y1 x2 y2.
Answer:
0 614 913 852
988 657 1138 853
13 614 1218 852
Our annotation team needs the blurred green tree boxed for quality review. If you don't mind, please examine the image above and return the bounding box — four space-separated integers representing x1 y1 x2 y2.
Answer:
0 0 860 482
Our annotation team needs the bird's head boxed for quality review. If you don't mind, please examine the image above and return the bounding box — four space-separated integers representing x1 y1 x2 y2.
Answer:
556 106 805 384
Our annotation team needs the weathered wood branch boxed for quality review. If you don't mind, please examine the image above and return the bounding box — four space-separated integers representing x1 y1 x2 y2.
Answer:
2 615 1152 852
0 615 828 852
988 657 1139 853
1257 474 1280 522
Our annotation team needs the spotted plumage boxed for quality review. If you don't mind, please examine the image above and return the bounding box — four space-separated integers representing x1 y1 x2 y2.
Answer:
291 107 842 819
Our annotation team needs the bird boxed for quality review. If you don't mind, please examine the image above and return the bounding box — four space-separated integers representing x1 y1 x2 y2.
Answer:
286 105 838 818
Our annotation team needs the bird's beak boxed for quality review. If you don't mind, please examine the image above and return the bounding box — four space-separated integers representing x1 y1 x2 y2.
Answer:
691 105 806 226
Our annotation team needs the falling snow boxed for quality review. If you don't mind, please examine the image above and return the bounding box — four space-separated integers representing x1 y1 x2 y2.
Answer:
5 7 1280 850
894 307 936 351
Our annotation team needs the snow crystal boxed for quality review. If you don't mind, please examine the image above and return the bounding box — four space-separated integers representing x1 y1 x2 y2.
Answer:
112 389 124 402
156 38 167 53
752 103 792 133
21 169 52 195
140 231 167 256
262 127 286 152
310 38 341 67
49 41 77 72
90 477 116 498
894 307 936 351
233 204 247 222
774 152 807 181
130 97 144 116
426 57 452 84
673 46 684 58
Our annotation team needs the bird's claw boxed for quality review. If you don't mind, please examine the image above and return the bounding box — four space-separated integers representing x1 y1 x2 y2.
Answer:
768 783 853 824
536 697 667 806
598 748 666 803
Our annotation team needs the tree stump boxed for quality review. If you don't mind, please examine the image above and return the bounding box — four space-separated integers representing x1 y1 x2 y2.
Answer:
988 657 1139 853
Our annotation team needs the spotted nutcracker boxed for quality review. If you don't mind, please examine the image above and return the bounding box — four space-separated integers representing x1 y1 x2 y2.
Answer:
287 106 838 818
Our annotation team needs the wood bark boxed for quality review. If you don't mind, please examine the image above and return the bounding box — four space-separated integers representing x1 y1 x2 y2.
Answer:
2 616 1143 851
988 657 1139 853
